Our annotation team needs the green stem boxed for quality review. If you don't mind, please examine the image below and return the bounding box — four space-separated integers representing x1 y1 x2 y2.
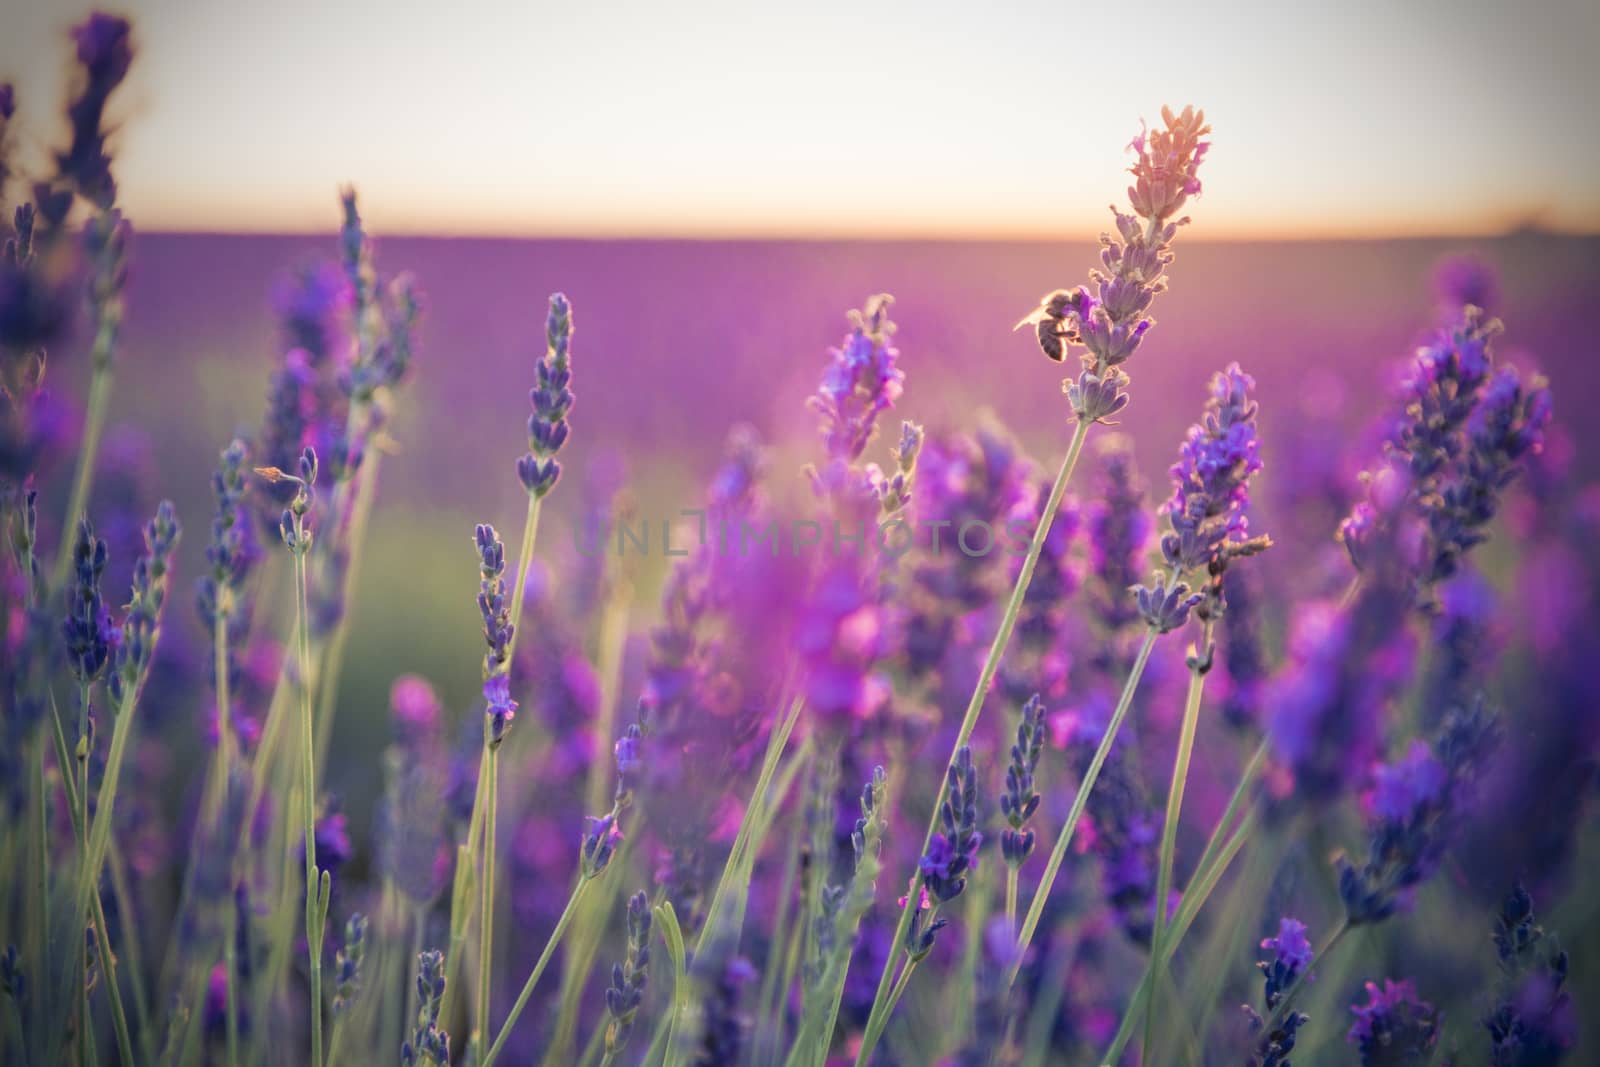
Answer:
481 879 590 1067
294 546 326 1067
439 761 487 1030
1005 865 1019 939
854 958 918 1067
1101 807 1261 1065
1007 626 1159 988
858 417 1092 1060
505 494 543 665
1142 624 1212 1062
476 743 498 1059
50 366 112 593
86 888 135 1067
214 610 241 1067
107 843 156 1063
696 693 804 947
77 681 90 1067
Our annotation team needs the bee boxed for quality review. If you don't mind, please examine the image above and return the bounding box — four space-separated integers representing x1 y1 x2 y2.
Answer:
1014 288 1086 362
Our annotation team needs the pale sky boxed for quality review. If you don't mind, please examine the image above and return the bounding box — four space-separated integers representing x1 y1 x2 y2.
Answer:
3 0 1598 238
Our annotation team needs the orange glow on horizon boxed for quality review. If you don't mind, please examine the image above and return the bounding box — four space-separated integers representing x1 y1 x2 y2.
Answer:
4 0 1598 242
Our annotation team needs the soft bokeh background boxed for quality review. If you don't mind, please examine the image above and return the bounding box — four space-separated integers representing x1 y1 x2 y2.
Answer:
38 227 1599 831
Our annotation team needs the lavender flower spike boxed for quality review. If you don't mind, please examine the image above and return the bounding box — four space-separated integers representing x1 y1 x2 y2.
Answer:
602 891 652 1057
475 522 514 694
402 949 451 1067
1022 106 1211 423
1347 978 1440 1065
62 518 113 684
1244 917 1314 1067
999 694 1046 867
1160 362 1268 575
808 294 903 464
332 913 368 1016
517 292 575 498
919 746 982 906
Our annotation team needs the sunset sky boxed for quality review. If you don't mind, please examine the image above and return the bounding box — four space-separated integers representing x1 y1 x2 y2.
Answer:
3 0 1598 238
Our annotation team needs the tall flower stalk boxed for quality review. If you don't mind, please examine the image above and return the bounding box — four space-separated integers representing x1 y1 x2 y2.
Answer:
473 522 514 1058
856 105 1211 1063
258 448 331 1067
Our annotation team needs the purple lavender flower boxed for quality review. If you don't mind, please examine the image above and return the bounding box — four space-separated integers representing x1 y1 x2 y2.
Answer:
483 674 516 750
903 424 1035 682
272 262 349 365
1347 978 1440 1065
689 944 756 1066
1085 436 1152 643
475 521 512 679
1023 107 1209 421
1267 591 1413 802
331 913 368 1016
517 292 574 498
1060 701 1162 945
796 556 890 730
1337 709 1498 925
919 745 981 905
62 517 113 683
603 891 652 1057
1243 917 1314 1067
1220 563 1267 731
1015 478 1083 640
375 749 449 906
107 499 180 706
999 694 1046 866
303 803 352 877
1419 363 1552 587
402 949 451 1067
1159 362 1266 574
57 13 134 206
808 294 902 464
1484 883 1575 1066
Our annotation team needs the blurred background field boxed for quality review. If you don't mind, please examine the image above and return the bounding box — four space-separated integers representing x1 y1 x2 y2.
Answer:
43 229 1599 836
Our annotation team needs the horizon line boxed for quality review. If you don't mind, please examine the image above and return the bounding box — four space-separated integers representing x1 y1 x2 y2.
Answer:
127 221 1600 244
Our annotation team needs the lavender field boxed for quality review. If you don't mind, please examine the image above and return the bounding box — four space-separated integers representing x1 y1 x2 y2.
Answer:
5 13 1600 1067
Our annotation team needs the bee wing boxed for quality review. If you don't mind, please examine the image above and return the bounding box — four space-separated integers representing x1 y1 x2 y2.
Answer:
1013 307 1050 330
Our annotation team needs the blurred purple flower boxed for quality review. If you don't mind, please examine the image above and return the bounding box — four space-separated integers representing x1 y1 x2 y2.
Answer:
1347 978 1440 1065
808 294 902 464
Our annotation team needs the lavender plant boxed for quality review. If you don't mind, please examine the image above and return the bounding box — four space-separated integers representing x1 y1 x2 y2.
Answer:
2 27 1593 1067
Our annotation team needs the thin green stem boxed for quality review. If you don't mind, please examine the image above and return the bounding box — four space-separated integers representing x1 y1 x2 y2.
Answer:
1005 866 1020 939
854 957 918 1067
439 762 487 1030
505 494 543 665
212 609 241 1067
294 546 326 1067
1143 626 1212 1062
481 879 590 1067
77 680 90 1067
858 418 1092 1060
476 743 498 1059
87 904 135 1067
107 843 156 1063
1101 807 1261 1065
1008 627 1159 988
697 693 804 947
